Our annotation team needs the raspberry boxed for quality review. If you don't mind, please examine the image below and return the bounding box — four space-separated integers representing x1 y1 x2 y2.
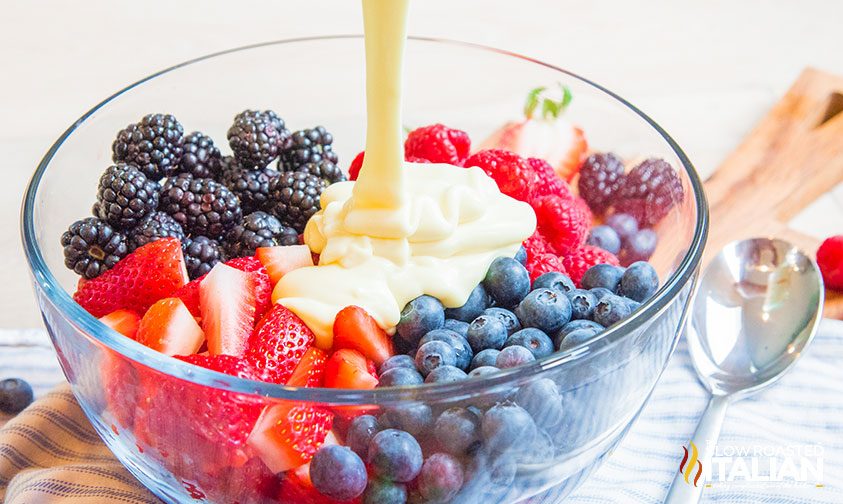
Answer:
464 149 536 202
817 235 843 290
614 158 684 226
529 157 573 202
523 230 550 258
561 245 620 286
525 252 566 283
404 124 471 165
577 153 626 214
534 195 590 256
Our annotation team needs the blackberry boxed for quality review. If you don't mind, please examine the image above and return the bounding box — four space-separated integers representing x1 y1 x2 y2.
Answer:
178 131 222 179
219 160 280 214
295 160 347 185
577 152 626 215
160 173 242 239
61 217 128 279
268 171 323 232
615 158 684 226
227 110 291 168
128 211 185 251
225 211 298 258
182 235 223 279
279 126 339 171
95 164 161 230
112 113 184 181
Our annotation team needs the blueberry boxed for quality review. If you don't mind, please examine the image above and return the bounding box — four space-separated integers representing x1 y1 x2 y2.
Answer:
515 378 563 429
470 349 500 370
419 329 473 371
443 318 470 338
619 261 659 302
310 445 367 501
606 213 638 240
380 404 434 436
593 294 634 327
586 225 621 254
347 415 382 460
556 327 602 351
532 271 575 293
514 245 527 266
483 257 530 307
425 365 468 384
397 295 445 350
434 407 481 455
466 315 508 353
555 319 604 340
363 479 407 504
495 345 536 369
0 378 33 415
417 453 465 502
379 354 416 374
620 228 658 265
481 402 537 454
590 287 614 301
580 263 625 292
468 365 499 378
565 288 599 320
378 366 424 387
482 307 521 335
488 458 518 486
367 429 424 482
504 328 554 359
444 284 489 322
514 288 572 334
415 340 457 376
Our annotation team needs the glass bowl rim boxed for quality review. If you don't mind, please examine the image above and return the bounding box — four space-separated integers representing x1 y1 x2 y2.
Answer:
21 35 709 405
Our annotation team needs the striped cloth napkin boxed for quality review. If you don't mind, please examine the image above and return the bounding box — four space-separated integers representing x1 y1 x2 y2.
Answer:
0 322 841 503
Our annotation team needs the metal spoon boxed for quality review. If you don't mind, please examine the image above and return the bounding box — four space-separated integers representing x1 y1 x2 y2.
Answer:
664 238 824 503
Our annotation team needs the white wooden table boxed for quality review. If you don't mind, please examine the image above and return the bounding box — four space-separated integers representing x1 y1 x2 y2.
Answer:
2 0 842 328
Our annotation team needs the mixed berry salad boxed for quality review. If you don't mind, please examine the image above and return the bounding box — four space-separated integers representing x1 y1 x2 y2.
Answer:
59 85 682 502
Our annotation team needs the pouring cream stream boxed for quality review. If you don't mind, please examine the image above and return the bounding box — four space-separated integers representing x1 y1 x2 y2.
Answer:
273 0 536 349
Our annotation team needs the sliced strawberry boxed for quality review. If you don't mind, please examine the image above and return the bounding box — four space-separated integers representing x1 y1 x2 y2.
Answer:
245 304 315 384
102 350 140 429
225 256 272 321
200 263 256 357
286 347 328 387
324 349 378 390
137 298 204 356
256 245 314 285
73 237 188 317
247 402 334 473
98 309 141 339
332 306 394 366
174 277 202 317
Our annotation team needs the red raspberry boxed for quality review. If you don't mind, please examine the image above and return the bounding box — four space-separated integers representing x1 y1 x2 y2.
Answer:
817 235 843 290
404 124 471 165
614 158 684 226
562 245 620 286
577 152 626 214
528 157 573 202
347 151 430 181
464 149 536 202
534 194 590 256
523 230 551 258
525 252 566 282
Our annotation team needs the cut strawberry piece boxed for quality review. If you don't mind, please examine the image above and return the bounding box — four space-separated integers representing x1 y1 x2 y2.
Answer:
256 245 314 285
333 306 394 366
247 402 334 474
98 309 141 340
73 237 188 317
137 298 204 356
225 256 272 321
286 347 328 387
200 263 256 357
245 304 315 384
174 277 202 317
324 349 378 390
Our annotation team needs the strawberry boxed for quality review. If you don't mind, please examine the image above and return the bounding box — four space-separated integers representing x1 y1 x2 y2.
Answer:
562 245 620 286
286 347 328 388
102 350 140 429
225 256 272 321
404 124 471 165
245 304 315 384
817 235 843 290
534 194 590 256
333 306 394 366
256 245 314 285
464 149 537 202
200 263 256 357
247 402 334 474
98 309 141 339
73 237 188 317
174 276 203 317
324 349 378 390
136 298 204 356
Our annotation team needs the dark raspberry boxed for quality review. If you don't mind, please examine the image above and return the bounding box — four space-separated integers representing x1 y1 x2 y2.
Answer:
577 153 626 214
294 160 346 185
227 110 291 168
61 217 128 279
225 211 299 258
268 171 323 233
94 164 161 230
112 113 184 181
179 131 223 179
279 126 339 171
219 160 280 214
160 173 242 239
128 211 185 251
182 235 223 280
614 158 684 226
404 124 471 165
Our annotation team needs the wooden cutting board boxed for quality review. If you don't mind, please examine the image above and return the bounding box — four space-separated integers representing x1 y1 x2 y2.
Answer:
703 67 843 319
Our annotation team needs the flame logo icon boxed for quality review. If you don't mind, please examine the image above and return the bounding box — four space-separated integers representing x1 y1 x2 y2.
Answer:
679 441 703 487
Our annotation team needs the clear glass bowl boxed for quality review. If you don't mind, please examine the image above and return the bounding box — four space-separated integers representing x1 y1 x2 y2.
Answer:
22 37 707 503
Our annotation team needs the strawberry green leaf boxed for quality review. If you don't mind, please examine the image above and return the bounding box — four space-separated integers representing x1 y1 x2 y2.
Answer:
524 86 546 119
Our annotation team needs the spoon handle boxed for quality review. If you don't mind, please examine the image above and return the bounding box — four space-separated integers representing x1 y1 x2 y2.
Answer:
664 394 729 504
